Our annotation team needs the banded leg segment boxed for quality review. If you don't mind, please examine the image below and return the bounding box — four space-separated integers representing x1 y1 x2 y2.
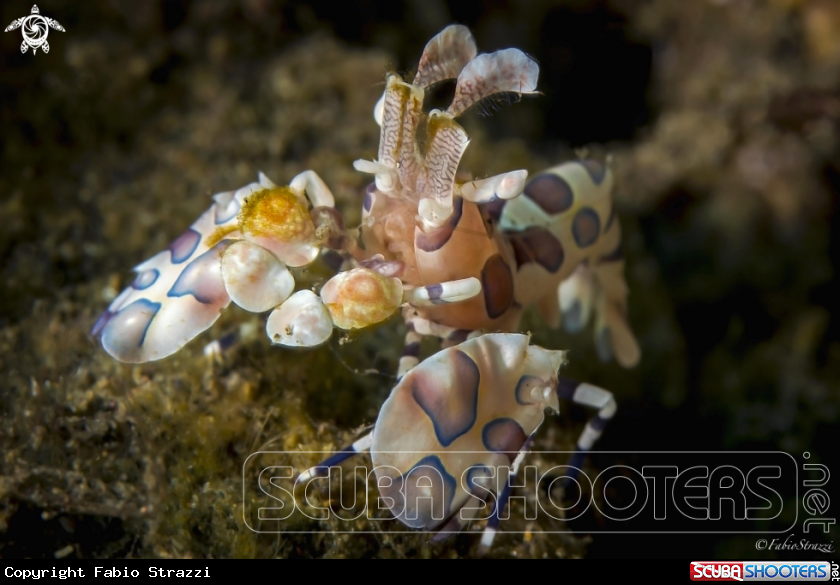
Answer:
399 314 475 376
556 377 617 478
397 324 422 380
297 431 373 483
403 311 466 341
479 435 535 553
558 257 640 368
590 261 640 368
440 327 472 349
403 277 481 307
203 322 258 363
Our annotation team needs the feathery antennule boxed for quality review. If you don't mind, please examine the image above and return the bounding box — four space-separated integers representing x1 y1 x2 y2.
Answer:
374 74 425 193
416 111 469 227
398 85 424 190
377 75 405 171
446 49 539 118
413 25 478 88
377 74 423 190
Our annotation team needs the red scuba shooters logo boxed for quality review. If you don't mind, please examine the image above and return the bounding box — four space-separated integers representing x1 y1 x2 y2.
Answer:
691 561 834 581
691 562 744 581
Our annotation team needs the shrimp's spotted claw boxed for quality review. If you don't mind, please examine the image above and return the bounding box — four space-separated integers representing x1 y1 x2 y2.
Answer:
318 269 482 331
93 172 337 362
266 290 332 348
320 268 404 331
95 230 233 363
221 240 295 313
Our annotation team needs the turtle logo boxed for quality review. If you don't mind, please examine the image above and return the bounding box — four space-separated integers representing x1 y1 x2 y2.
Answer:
4 5 65 55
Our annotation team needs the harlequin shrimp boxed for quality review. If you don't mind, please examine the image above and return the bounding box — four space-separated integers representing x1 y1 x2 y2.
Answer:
91 25 640 549
293 25 638 548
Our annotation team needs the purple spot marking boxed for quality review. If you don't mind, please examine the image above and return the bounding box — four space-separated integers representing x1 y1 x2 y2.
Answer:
379 455 457 530
425 283 445 304
482 417 527 463
508 228 564 273
214 198 241 225
168 228 201 264
515 375 543 406
485 198 506 222
168 240 232 304
360 257 404 277
131 268 159 290
572 207 601 248
415 197 464 252
523 173 574 215
410 349 480 447
90 310 113 337
101 298 161 353
481 254 514 319
363 183 375 212
580 160 607 185
404 455 456 518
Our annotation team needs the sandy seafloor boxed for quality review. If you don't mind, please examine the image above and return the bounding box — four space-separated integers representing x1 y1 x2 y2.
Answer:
0 0 838 559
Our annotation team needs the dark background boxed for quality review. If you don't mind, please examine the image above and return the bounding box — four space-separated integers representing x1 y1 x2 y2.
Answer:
0 0 837 559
